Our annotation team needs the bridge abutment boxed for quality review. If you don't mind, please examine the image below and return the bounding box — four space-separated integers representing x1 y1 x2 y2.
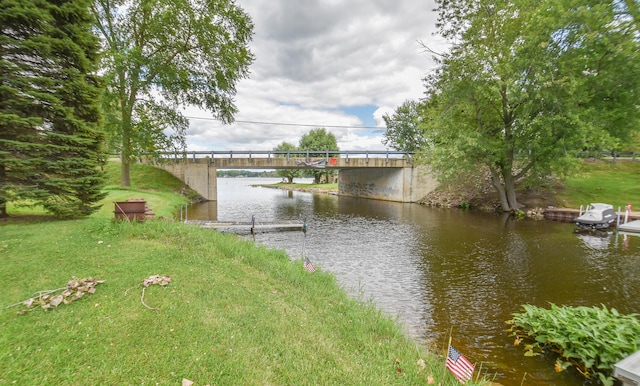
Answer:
155 161 217 201
338 165 438 202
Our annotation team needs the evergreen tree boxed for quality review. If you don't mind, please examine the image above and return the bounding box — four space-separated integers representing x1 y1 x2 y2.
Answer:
0 0 106 217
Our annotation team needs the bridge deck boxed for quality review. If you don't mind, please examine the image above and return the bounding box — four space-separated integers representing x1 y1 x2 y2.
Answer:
184 220 305 233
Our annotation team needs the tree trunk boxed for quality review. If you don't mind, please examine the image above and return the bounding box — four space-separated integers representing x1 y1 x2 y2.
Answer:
0 201 7 218
120 99 133 187
0 165 6 217
118 70 135 188
504 174 520 211
121 157 131 188
120 128 131 187
490 167 521 212
491 168 511 212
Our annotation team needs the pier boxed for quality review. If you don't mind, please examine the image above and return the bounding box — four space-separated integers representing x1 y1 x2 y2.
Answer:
544 207 640 224
184 220 305 234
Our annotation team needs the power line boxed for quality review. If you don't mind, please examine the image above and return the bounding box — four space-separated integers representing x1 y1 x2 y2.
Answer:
185 116 385 130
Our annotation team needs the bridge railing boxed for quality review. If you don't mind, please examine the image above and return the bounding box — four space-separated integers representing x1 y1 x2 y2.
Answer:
144 150 414 164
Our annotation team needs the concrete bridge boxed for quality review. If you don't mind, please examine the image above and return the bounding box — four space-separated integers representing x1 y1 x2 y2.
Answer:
149 150 439 203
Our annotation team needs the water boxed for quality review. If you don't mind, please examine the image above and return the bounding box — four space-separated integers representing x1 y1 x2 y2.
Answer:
186 178 640 385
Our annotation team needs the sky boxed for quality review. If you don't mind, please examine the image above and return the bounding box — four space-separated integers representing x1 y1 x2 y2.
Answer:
184 0 448 152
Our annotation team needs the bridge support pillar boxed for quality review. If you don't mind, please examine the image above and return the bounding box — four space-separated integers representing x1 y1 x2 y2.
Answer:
338 165 438 202
156 161 217 201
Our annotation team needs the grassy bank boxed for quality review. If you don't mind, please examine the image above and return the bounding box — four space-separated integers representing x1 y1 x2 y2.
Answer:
0 163 472 385
265 182 338 194
555 160 640 209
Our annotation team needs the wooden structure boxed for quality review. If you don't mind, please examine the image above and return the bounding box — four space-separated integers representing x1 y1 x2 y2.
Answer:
184 220 304 234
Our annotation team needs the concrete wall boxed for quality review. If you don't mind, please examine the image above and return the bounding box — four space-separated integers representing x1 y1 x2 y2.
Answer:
155 162 217 201
338 165 438 202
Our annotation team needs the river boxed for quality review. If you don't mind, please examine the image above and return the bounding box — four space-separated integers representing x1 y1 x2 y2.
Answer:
185 177 640 386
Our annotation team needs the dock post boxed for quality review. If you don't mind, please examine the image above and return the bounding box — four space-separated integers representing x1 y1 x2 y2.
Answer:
250 215 255 236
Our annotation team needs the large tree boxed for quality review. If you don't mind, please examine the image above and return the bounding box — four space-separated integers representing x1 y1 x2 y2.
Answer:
382 100 427 152
92 0 254 187
421 0 640 211
0 0 106 218
299 128 339 184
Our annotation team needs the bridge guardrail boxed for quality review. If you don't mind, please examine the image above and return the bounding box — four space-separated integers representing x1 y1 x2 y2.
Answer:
141 150 414 165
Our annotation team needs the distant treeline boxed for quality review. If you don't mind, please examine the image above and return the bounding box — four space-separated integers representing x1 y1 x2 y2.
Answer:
216 170 279 178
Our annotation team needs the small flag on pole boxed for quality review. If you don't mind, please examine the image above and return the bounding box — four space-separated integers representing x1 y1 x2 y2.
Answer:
446 345 475 384
303 257 316 272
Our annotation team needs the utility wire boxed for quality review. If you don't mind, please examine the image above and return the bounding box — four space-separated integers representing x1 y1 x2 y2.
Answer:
184 115 385 130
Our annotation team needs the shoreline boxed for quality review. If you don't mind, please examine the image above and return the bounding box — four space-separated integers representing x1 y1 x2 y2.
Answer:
257 183 339 196
258 183 640 225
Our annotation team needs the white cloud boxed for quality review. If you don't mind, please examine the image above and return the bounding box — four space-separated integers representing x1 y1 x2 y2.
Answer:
185 0 447 151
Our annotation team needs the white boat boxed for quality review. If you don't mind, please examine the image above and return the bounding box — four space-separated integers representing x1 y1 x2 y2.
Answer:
618 220 640 233
574 203 617 230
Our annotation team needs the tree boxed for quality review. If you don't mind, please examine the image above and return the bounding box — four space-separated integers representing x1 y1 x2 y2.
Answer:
91 0 254 187
273 142 301 183
0 0 106 218
299 128 339 184
421 0 640 211
382 100 427 152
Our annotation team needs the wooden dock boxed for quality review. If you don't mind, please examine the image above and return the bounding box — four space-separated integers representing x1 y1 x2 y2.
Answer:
543 208 580 222
614 349 640 386
184 220 305 233
544 207 640 224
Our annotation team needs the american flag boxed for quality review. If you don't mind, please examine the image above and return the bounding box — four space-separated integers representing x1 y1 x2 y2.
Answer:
303 257 316 272
446 345 475 384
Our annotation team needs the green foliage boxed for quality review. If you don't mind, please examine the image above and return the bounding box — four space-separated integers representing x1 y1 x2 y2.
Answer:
382 100 427 152
216 169 277 178
0 0 107 218
507 304 640 385
421 0 640 212
92 0 255 186
299 128 339 183
273 141 302 183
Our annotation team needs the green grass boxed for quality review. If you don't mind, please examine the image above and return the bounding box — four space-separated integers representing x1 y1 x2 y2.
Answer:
270 182 338 191
555 160 640 209
0 163 474 385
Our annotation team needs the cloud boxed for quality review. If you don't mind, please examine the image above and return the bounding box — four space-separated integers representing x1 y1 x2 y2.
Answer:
185 0 447 151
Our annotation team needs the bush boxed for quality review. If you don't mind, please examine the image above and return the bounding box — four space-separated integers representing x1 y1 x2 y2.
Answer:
506 304 640 386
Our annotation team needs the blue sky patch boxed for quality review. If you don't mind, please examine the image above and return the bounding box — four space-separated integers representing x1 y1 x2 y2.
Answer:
341 104 378 128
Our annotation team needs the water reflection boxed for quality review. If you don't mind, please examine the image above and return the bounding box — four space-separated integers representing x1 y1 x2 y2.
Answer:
186 178 640 386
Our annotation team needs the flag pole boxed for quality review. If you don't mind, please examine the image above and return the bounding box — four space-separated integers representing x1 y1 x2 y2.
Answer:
441 327 453 386
438 326 453 386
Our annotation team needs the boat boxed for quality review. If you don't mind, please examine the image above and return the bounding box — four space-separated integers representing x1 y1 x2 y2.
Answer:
618 220 640 233
574 203 617 230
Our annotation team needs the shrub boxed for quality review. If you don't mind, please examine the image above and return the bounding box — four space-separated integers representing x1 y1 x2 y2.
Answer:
506 304 640 386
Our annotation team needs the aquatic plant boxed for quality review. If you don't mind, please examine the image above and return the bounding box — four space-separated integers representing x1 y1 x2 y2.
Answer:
506 303 640 386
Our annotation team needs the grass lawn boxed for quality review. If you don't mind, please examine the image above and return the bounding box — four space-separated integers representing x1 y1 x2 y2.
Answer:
555 160 640 209
0 163 476 385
